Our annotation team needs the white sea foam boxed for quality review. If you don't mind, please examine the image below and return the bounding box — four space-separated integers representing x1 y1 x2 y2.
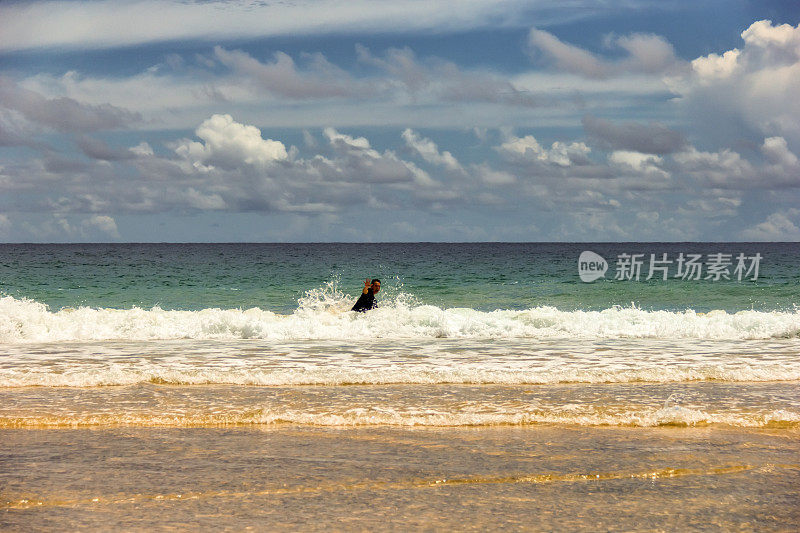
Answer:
2 406 797 429
2 361 799 387
1 290 799 343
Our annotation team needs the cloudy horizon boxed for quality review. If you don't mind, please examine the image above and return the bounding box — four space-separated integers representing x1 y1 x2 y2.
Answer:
1 0 799 242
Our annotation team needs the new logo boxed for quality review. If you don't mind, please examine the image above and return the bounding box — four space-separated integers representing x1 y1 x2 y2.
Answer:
578 251 608 282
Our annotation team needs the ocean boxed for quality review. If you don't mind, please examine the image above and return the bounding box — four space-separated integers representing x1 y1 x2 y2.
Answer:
1 243 798 529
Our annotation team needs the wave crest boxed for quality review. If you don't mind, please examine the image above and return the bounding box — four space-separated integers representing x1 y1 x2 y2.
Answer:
1 292 799 343
2 407 797 429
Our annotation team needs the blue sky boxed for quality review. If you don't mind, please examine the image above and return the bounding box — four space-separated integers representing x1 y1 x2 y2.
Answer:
0 0 799 242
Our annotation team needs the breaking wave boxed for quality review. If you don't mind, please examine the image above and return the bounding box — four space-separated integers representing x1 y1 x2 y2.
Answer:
1 284 799 343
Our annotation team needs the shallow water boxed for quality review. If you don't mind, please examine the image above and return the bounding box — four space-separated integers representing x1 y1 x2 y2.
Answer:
2 426 798 530
1 337 799 429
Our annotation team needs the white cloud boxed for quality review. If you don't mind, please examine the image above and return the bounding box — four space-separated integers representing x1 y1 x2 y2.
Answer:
401 129 462 171
761 136 799 167
672 146 754 187
302 130 318 148
740 20 800 57
173 114 288 171
316 127 437 187
691 49 741 81
757 136 800 189
682 194 742 219
324 128 372 151
672 20 800 146
184 188 227 211
668 136 800 190
83 214 120 238
497 134 590 167
130 142 153 157
740 209 800 241
6 116 450 220
609 150 666 176
0 1 617 52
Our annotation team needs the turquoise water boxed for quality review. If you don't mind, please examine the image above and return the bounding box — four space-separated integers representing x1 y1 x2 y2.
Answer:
1 242 798 429
0 243 797 313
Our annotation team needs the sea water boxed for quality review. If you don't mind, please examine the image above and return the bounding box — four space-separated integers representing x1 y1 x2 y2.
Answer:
1 243 798 529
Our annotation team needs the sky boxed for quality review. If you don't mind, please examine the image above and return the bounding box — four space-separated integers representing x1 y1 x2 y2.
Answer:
0 0 799 242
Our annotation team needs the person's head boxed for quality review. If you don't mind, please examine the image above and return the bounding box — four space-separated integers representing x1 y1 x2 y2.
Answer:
371 279 381 293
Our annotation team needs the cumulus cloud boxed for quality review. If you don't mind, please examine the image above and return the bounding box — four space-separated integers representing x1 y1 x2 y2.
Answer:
672 20 800 146
318 127 435 187
324 128 372 151
690 49 741 81
173 114 288 171
83 214 120 238
497 133 591 167
402 129 463 171
130 142 153 157
671 146 755 188
758 136 800 188
14 213 121 241
2 114 484 227
582 115 687 155
184 188 227 211
528 29 684 79
761 136 799 167
683 195 742 219
668 135 799 190
609 150 668 178
740 209 800 241
4 116 797 241
740 20 800 63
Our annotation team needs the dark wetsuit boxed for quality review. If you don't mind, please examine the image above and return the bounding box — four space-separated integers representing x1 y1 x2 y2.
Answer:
351 288 377 312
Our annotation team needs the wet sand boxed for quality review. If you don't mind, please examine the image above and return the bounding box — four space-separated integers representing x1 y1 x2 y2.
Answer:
2 426 798 531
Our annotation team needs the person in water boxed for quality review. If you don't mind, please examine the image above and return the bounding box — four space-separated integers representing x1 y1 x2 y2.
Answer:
351 278 380 312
